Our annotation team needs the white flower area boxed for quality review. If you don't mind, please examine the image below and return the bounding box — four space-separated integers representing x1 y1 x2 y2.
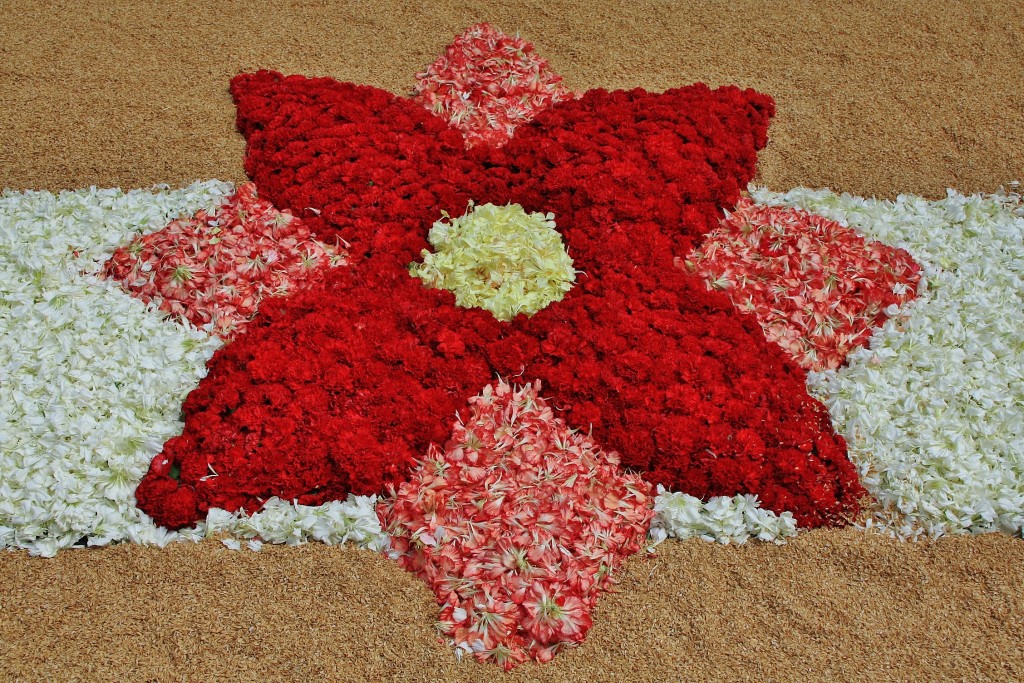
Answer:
206 496 388 552
649 487 798 546
3 180 1022 555
751 185 1024 539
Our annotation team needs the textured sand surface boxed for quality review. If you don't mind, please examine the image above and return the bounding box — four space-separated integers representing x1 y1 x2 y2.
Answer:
2 1 1024 681
2 531 1023 682
1 0 1024 197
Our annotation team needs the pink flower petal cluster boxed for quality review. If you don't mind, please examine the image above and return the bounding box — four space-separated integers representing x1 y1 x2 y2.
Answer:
103 182 345 340
377 380 654 670
413 22 576 148
687 198 922 370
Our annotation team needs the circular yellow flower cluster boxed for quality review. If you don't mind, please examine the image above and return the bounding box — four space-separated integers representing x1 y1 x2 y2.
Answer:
410 202 576 322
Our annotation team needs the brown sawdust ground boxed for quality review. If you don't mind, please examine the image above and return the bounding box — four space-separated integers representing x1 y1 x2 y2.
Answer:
1 1 1023 681
2 0 1024 197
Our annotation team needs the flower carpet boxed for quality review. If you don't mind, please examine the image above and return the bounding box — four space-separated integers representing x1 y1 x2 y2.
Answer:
1 22 1023 672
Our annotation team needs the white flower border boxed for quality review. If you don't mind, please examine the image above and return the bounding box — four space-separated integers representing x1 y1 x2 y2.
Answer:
649 487 797 545
3 180 1022 555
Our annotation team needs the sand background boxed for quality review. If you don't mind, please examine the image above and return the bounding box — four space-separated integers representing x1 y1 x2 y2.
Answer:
3 0 1024 198
1 1 1023 681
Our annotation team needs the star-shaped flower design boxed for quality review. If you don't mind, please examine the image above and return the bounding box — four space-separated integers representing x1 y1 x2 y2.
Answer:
135 24 862 534
125 22 870 669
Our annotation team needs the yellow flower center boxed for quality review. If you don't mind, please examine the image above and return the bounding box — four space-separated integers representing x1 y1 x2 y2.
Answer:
410 202 576 322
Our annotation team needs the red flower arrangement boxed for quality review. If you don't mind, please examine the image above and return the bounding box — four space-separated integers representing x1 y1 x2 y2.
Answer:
135 32 864 532
104 182 344 340
378 380 654 669
688 198 922 370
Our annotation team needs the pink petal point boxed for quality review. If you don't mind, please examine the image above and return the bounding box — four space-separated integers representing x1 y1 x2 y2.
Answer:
691 198 922 371
413 22 577 148
377 379 654 669
101 182 348 341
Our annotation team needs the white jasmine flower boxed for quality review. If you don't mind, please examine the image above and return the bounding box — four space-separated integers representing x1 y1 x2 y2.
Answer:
650 486 798 545
198 496 389 552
